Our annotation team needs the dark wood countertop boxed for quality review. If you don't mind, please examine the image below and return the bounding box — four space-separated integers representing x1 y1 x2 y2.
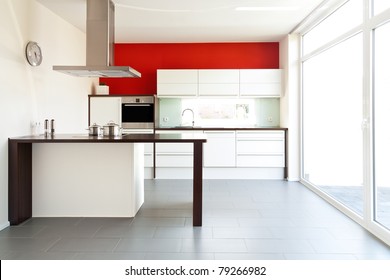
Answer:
9 133 207 143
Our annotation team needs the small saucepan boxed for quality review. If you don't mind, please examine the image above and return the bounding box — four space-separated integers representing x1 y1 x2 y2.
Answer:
102 121 121 137
87 123 102 136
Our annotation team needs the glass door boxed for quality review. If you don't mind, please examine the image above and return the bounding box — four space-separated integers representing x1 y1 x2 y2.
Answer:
302 33 364 216
373 21 390 230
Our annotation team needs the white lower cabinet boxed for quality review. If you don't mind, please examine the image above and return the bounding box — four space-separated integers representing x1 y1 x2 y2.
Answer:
153 129 286 179
236 131 285 167
156 153 193 167
236 155 285 167
122 129 154 168
155 130 196 168
155 143 193 167
203 131 236 167
144 143 154 167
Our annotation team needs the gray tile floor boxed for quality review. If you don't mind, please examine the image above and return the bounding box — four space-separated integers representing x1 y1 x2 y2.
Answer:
1 179 390 260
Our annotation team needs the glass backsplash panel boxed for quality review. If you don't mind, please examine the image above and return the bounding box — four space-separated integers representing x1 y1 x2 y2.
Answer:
158 98 280 127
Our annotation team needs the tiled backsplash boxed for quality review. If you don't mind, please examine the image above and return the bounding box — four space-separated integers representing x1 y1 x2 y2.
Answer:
158 98 280 127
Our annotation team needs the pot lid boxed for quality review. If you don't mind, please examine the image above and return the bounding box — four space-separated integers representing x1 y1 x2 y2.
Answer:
90 123 101 128
105 121 119 126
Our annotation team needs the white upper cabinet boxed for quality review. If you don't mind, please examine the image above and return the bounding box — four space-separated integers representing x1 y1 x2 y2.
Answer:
157 70 198 97
198 69 240 96
157 69 282 98
198 70 240 83
239 69 283 97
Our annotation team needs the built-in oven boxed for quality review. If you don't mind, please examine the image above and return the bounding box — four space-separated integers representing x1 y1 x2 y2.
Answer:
121 96 155 130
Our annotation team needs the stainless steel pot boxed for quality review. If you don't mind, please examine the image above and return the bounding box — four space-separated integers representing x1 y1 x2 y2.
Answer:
88 123 102 136
102 121 121 137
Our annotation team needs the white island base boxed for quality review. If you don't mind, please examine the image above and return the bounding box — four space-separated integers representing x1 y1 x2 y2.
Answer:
32 143 144 217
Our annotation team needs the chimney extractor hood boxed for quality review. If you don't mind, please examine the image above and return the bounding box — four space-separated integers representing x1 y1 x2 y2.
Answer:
53 0 141 78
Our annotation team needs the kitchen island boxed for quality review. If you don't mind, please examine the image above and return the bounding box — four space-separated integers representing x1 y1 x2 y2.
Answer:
8 133 206 226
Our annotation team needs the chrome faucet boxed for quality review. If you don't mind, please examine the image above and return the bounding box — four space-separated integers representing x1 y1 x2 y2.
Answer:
181 108 195 127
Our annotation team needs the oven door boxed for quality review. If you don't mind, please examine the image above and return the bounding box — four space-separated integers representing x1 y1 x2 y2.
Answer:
121 103 154 129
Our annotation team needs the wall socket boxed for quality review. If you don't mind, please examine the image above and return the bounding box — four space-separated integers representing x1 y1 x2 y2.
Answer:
163 117 169 122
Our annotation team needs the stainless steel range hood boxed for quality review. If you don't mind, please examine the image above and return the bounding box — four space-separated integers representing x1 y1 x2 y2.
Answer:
53 0 141 78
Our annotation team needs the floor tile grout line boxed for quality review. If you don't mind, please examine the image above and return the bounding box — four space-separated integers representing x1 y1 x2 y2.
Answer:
91 225 104 238
43 236 62 253
151 226 159 239
30 225 47 238
74 217 83 226
111 238 122 253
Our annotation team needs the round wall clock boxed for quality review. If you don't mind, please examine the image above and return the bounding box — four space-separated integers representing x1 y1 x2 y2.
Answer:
25 41 43 66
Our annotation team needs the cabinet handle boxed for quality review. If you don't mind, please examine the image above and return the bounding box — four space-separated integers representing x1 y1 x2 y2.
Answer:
123 104 152 107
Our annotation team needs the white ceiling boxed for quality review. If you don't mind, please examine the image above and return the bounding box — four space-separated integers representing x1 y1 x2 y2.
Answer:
37 0 325 43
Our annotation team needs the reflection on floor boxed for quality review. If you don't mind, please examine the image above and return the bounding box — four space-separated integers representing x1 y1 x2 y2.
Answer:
318 185 390 229
1 179 390 260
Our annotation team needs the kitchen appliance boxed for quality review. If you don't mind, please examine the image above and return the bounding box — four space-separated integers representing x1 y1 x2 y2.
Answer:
102 121 121 137
53 0 140 78
121 96 155 130
88 123 102 136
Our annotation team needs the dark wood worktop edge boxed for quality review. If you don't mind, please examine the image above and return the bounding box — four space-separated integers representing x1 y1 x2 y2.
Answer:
8 135 207 144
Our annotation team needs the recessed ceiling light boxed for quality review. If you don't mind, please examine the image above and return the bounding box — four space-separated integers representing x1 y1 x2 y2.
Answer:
236 7 299 11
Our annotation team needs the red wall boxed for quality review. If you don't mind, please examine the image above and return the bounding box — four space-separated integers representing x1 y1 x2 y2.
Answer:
101 42 279 95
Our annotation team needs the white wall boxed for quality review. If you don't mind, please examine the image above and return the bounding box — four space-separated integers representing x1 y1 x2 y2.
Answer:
280 34 301 181
0 0 97 230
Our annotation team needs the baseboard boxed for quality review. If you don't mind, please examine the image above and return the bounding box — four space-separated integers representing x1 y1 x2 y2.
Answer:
287 177 300 181
0 221 10 231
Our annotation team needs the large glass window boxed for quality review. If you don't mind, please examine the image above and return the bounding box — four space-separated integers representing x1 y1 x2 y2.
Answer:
302 34 364 215
373 0 390 15
303 0 362 55
301 0 390 244
181 99 256 127
373 21 390 230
